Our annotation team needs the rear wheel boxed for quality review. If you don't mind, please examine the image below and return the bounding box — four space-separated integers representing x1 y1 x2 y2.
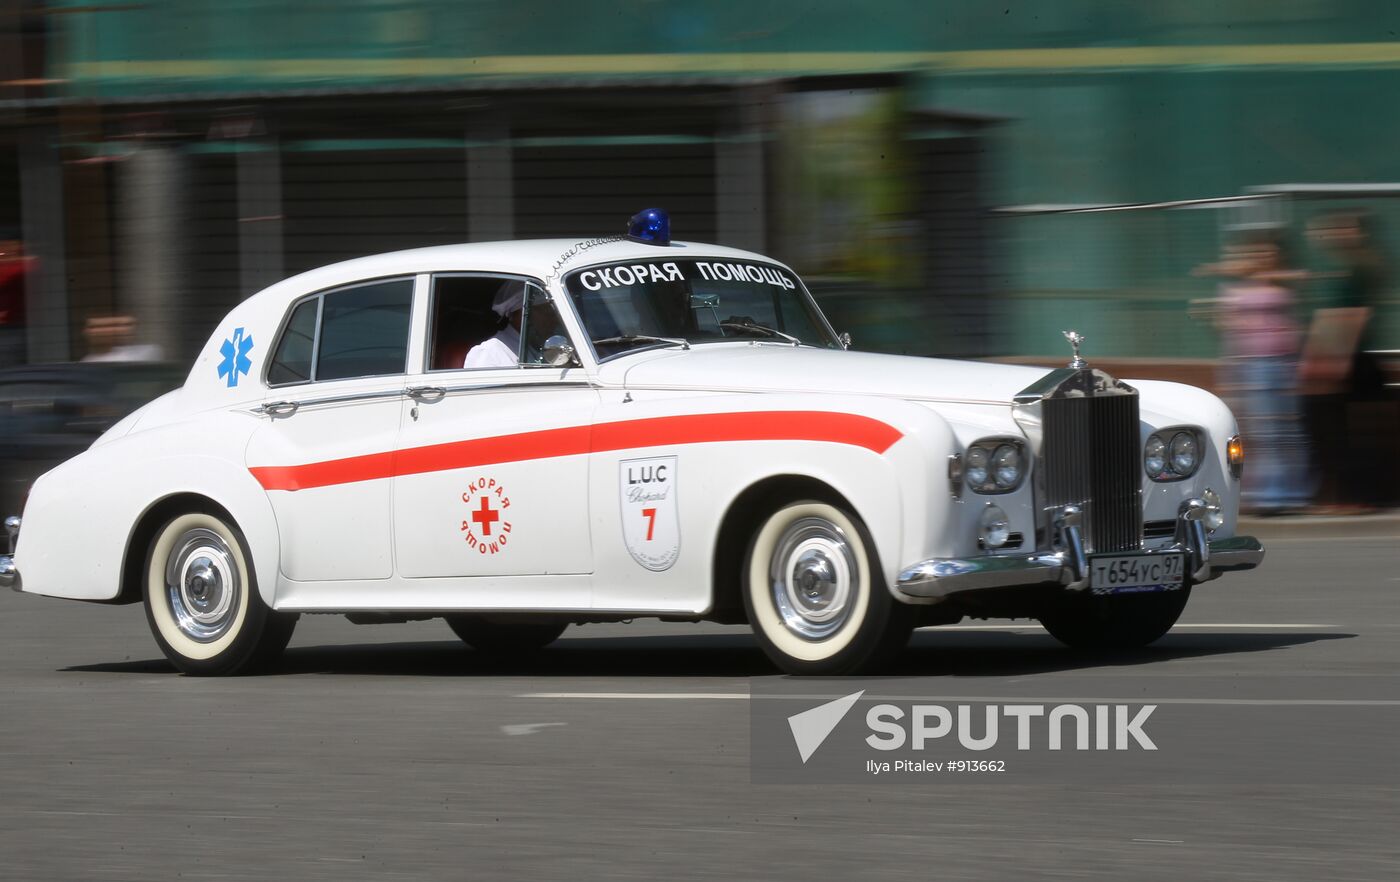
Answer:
445 617 567 655
742 500 914 675
1038 586 1191 650
143 511 297 676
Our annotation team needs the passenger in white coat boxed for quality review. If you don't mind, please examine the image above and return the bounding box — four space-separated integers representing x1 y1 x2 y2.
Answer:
463 283 525 369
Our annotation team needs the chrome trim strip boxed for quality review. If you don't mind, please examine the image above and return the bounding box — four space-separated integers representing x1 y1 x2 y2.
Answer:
4 515 18 555
251 388 404 414
435 379 594 394
251 379 594 414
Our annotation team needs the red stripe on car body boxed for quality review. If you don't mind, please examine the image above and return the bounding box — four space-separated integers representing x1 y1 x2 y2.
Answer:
248 410 902 492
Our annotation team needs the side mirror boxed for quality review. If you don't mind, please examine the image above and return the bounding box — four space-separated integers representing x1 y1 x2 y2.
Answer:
542 334 579 367
838 332 852 350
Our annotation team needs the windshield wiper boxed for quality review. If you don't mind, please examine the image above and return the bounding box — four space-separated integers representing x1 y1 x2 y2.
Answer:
592 334 691 351
719 320 802 347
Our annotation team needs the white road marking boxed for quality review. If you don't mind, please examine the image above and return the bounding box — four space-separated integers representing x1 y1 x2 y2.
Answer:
501 721 568 736
524 692 749 700
1257 534 1400 542
923 623 1334 631
1132 838 1185 844
519 692 1400 706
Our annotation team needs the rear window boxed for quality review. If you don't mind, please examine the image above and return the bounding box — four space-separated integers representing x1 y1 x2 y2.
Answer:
267 278 413 385
267 299 317 385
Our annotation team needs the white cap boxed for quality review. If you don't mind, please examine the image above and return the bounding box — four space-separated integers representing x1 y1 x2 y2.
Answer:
491 282 525 317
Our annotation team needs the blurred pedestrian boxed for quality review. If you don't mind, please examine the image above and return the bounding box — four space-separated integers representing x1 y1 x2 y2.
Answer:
80 314 163 363
1302 210 1392 511
1194 233 1311 514
0 228 35 367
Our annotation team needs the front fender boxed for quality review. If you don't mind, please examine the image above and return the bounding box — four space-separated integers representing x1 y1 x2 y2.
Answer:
704 394 962 594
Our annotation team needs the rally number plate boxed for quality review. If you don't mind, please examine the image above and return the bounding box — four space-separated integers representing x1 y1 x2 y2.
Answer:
1089 552 1185 594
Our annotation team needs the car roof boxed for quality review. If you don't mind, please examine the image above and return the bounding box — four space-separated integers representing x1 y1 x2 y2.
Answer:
246 238 787 308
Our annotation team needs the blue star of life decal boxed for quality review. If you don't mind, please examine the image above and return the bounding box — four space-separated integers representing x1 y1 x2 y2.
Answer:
217 327 254 388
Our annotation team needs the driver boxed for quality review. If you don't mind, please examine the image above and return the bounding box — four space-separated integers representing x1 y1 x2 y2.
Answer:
464 282 526 369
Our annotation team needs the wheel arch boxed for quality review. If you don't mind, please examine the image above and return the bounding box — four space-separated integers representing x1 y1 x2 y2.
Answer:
709 474 860 625
116 493 246 605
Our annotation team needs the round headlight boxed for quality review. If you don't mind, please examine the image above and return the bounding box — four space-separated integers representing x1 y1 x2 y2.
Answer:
978 504 1010 549
1170 431 1198 476
1145 435 1166 478
992 444 1021 489
1202 487 1224 532
965 446 989 488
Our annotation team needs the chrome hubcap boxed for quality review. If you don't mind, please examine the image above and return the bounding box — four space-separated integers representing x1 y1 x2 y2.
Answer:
165 528 240 642
770 517 858 640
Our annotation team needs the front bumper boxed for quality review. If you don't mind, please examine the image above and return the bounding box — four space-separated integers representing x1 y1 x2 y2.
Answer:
896 500 1264 603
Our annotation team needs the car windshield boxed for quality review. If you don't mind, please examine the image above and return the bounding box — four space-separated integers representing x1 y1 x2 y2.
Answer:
564 258 839 359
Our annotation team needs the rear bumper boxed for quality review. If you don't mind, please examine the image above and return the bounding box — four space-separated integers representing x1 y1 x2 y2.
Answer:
1 515 19 592
896 500 1264 604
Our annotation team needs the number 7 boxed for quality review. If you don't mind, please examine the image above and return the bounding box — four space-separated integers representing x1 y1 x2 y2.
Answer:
642 507 657 541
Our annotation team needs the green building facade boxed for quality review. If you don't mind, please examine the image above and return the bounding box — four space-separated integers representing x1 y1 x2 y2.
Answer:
6 0 1399 360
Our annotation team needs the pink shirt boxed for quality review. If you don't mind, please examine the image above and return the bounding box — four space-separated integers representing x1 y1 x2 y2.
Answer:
1218 281 1300 358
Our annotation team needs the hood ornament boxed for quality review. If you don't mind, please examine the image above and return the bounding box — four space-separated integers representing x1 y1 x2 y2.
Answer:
1063 330 1087 369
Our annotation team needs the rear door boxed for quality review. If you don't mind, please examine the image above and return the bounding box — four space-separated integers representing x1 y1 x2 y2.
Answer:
246 276 415 582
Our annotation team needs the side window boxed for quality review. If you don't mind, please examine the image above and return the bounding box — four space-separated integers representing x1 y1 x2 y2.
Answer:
267 298 318 385
266 277 413 386
316 279 413 381
427 275 548 371
521 286 571 365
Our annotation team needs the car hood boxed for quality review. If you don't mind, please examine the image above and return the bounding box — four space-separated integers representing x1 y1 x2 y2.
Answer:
607 344 1056 405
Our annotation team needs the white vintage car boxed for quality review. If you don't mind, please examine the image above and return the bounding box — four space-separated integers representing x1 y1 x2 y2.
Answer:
1 210 1263 675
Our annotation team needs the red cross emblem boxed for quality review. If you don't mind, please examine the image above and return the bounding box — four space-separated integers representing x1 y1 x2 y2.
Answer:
471 496 500 536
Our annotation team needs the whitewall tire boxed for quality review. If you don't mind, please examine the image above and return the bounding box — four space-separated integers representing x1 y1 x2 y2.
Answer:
743 500 913 675
143 511 296 676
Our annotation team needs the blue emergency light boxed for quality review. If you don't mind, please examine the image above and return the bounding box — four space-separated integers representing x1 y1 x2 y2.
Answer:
626 208 671 245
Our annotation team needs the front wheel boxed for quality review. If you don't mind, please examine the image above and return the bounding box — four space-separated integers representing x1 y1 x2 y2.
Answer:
143 511 297 676
1038 586 1191 650
743 500 914 675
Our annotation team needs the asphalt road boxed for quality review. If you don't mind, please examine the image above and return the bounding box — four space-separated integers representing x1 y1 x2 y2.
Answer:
1 529 1397 881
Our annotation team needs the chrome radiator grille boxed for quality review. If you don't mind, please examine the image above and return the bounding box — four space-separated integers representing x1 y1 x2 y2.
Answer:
1041 391 1142 553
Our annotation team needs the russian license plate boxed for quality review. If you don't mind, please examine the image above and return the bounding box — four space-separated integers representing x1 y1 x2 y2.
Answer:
1089 553 1185 594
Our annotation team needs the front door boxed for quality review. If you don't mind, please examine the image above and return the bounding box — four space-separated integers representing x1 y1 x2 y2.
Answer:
392 276 596 602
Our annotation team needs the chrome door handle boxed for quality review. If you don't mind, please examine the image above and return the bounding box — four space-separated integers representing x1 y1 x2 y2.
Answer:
259 400 300 417
406 386 446 402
